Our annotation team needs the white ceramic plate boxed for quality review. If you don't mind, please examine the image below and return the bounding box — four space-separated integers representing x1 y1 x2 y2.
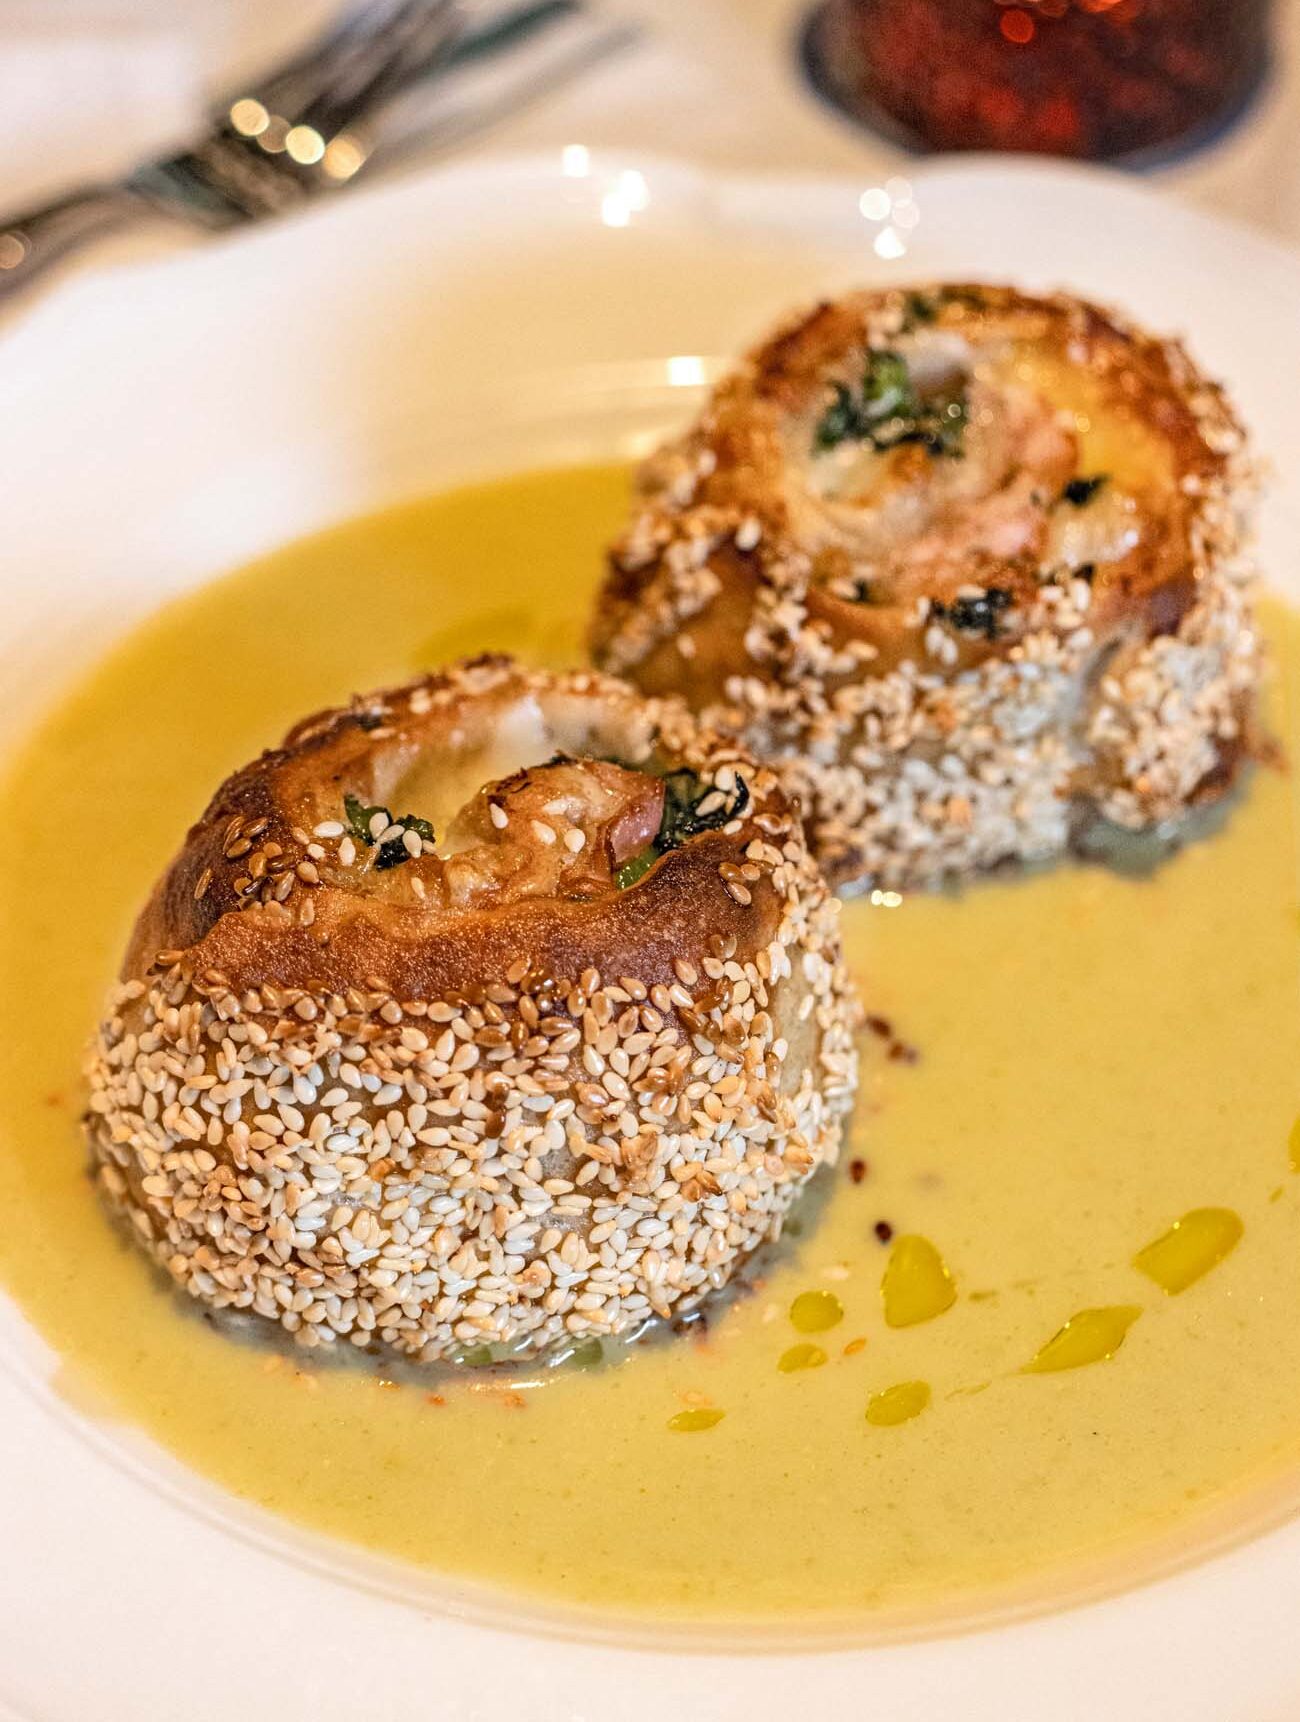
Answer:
2 151 1300 1722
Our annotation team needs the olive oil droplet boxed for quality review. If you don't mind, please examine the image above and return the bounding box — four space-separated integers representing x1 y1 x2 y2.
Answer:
866 1380 931 1426
778 1342 828 1373
881 1234 957 1327
1024 1306 1142 1374
667 1407 725 1433
789 1289 844 1334
1133 1207 1243 1295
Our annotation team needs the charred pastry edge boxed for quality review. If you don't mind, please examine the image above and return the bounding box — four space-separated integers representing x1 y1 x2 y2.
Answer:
85 657 860 1365
592 283 1265 890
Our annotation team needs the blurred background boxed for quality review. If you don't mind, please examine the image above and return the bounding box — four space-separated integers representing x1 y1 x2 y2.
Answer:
1 0 1298 254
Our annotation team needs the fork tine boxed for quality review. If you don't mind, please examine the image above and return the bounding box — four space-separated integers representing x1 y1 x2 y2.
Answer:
0 0 618 298
223 0 416 125
142 0 465 228
294 1 464 142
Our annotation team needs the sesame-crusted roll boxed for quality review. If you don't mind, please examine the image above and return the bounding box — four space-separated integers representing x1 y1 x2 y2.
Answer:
86 658 858 1365
592 284 1262 890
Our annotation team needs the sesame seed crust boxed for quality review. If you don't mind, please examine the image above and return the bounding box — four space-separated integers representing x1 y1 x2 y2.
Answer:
591 284 1264 890
85 657 859 1364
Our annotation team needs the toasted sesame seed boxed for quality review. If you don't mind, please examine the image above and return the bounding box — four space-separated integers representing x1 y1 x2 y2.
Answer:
590 283 1259 893
84 658 859 1365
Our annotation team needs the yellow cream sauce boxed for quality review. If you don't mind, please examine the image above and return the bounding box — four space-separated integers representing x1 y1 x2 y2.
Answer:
2 461 1300 1631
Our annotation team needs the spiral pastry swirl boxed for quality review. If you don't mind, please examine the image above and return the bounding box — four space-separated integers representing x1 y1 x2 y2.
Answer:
86 658 858 1365
593 284 1262 889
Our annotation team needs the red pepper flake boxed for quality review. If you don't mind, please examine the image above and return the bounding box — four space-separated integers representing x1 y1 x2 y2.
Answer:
887 1039 919 1064
425 1393 446 1408
865 1014 893 1040
874 1220 894 1243
849 1158 868 1184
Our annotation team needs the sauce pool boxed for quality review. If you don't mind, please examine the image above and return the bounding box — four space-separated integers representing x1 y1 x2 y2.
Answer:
1 460 1300 1629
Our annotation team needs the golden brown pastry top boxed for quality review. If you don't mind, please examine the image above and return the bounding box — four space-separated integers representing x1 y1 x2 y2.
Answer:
596 283 1252 689
127 656 804 1002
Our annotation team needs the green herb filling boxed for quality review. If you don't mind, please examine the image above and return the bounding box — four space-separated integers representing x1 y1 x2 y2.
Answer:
342 792 435 871
814 348 967 459
615 768 751 890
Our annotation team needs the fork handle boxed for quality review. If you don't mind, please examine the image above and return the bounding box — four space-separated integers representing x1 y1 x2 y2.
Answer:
0 185 151 306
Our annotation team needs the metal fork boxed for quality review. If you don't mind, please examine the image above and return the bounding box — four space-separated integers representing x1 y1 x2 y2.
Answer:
131 0 464 223
0 0 602 304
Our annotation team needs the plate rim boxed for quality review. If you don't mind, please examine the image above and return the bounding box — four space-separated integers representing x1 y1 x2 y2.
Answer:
2 147 1300 1720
